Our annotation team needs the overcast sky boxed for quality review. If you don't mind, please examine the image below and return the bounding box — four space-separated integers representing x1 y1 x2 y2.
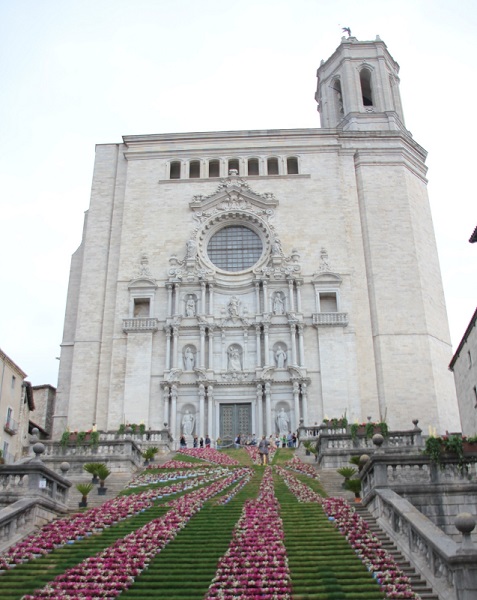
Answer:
0 0 475 386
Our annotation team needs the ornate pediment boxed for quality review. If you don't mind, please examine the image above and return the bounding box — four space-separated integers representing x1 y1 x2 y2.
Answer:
189 174 278 214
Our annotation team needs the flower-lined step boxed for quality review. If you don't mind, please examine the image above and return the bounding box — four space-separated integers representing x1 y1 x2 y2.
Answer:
284 455 320 479
206 466 292 600
23 470 250 599
276 467 420 600
126 465 226 489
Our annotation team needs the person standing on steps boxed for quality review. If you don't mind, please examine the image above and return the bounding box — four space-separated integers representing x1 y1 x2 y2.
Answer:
258 435 270 465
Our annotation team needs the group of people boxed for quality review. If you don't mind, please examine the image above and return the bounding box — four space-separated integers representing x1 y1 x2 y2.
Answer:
180 434 211 448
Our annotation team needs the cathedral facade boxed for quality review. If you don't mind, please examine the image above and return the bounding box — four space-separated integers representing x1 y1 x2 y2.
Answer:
53 36 460 443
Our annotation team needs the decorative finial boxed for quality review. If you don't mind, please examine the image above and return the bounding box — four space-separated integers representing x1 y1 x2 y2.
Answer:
342 27 351 38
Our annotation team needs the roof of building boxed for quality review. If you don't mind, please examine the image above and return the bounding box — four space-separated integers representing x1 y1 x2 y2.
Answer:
449 306 477 370
470 226 477 243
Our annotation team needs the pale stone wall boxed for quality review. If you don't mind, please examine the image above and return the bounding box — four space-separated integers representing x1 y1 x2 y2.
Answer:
451 310 477 436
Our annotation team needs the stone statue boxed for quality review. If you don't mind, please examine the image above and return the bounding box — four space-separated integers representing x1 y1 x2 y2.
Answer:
228 346 242 371
186 239 197 259
277 408 289 435
228 296 240 318
275 345 287 368
273 293 284 315
182 410 195 436
184 347 195 370
186 295 196 317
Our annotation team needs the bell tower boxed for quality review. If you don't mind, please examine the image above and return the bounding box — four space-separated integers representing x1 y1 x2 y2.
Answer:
316 35 405 131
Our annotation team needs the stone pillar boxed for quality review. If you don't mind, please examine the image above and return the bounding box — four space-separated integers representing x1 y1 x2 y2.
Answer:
296 281 302 313
263 280 269 313
199 384 205 438
208 327 214 369
171 385 178 441
166 283 173 317
172 326 179 368
256 384 263 436
288 280 295 312
263 323 270 366
209 283 214 316
165 327 171 370
221 331 226 370
301 383 308 426
290 324 297 365
297 324 305 367
293 381 300 430
207 385 214 440
243 329 248 369
265 382 272 436
163 386 170 427
254 281 261 313
199 325 206 368
255 325 262 367
174 283 180 315
201 282 206 315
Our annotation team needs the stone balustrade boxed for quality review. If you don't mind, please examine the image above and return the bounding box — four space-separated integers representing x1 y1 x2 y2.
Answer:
369 488 477 600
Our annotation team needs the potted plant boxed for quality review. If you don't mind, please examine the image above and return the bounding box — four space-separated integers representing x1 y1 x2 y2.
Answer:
337 466 357 488
96 464 111 495
76 482 93 508
89 430 100 448
344 477 362 502
142 446 159 466
0 450 4 465
83 462 105 484
60 430 71 448
303 440 318 459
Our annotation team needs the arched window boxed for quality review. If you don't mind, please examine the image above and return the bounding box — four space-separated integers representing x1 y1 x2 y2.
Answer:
228 158 239 174
360 68 373 106
267 157 279 175
247 158 259 176
208 159 220 178
189 160 200 178
170 161 181 179
332 78 344 118
286 157 298 175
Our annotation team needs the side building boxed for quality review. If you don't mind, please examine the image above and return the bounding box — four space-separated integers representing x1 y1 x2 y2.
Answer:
53 36 460 443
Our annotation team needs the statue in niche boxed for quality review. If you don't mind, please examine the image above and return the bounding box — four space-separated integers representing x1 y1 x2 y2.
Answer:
183 347 195 371
273 293 285 315
228 346 242 371
275 345 287 368
186 239 197 259
182 410 195 436
277 408 290 435
186 295 196 317
228 296 240 318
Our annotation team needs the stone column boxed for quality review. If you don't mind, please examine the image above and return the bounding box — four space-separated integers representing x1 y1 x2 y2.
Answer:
288 280 295 312
201 282 206 315
296 281 302 313
199 384 205 438
297 324 305 367
208 327 214 369
290 324 297 365
174 283 180 315
263 323 270 366
293 381 300 430
209 283 214 316
301 383 308 426
199 325 206 368
165 327 171 370
243 329 248 370
166 283 173 317
163 386 170 427
256 384 263 436
265 382 272 436
254 281 261 313
255 325 262 367
221 331 226 370
207 385 214 440
172 326 179 368
263 280 269 313
171 385 178 441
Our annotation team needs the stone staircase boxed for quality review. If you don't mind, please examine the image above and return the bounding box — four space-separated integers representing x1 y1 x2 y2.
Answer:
353 504 440 600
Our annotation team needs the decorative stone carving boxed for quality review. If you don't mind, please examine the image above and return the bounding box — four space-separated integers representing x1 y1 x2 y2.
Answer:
272 291 285 315
275 345 287 368
228 296 240 319
185 295 196 317
227 344 242 371
277 408 290 434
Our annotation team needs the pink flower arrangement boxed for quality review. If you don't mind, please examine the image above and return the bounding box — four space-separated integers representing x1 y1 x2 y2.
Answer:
206 467 292 599
23 470 250 599
276 468 420 600
284 455 320 479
